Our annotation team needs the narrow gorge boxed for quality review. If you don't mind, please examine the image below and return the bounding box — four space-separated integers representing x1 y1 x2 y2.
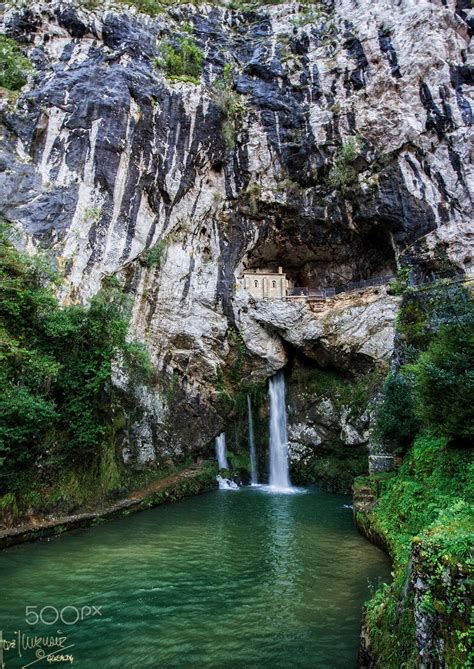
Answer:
0 0 472 666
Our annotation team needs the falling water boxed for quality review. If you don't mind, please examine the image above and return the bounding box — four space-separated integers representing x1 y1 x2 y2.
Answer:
247 395 258 485
268 371 292 490
215 432 229 469
216 475 239 490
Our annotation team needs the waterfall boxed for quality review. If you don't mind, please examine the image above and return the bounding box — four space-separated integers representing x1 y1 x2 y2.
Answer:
215 432 229 469
268 371 292 490
247 395 258 485
216 475 239 490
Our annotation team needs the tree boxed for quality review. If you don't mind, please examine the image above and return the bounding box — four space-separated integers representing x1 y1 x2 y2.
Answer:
411 317 474 442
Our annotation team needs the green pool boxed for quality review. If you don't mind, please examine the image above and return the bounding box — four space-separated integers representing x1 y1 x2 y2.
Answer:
0 487 389 668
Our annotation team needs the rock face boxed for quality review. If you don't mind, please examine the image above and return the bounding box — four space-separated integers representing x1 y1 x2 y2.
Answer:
0 0 472 468
285 358 383 491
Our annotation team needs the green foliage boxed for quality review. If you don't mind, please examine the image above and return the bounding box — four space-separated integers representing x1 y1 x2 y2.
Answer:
397 297 429 349
410 318 474 441
357 434 473 667
397 281 472 352
0 35 32 91
157 38 204 83
242 182 262 216
287 364 384 491
292 445 369 492
0 224 152 493
377 285 473 450
117 0 164 16
388 266 410 295
327 135 362 193
117 0 208 15
142 240 167 268
359 284 473 666
212 63 245 149
302 365 384 420
362 433 472 564
374 372 419 451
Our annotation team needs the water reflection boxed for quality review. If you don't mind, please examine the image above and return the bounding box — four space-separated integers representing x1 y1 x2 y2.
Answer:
0 488 390 669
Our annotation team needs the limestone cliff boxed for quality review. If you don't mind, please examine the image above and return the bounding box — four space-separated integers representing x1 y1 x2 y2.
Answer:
1 0 472 472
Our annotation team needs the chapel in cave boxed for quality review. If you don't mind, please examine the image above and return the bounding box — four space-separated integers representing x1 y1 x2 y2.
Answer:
240 266 289 299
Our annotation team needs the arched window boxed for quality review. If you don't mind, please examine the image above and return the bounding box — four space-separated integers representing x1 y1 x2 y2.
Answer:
272 280 276 288
254 280 259 287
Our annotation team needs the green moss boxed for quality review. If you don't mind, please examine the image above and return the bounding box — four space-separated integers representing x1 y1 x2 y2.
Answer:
292 445 368 493
360 283 473 664
361 434 471 564
287 364 385 491
298 365 384 420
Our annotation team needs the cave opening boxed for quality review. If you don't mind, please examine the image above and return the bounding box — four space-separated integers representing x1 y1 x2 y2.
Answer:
242 217 397 291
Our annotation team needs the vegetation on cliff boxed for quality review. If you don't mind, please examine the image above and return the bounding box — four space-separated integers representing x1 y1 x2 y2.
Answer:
212 63 246 149
288 363 386 492
0 224 153 522
0 35 32 92
156 37 204 84
356 280 473 667
375 283 473 449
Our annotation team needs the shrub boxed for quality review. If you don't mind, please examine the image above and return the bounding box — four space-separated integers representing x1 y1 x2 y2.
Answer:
212 63 245 149
0 35 32 91
410 317 474 442
374 372 419 450
327 135 362 192
157 38 204 83
388 266 410 295
0 224 152 488
117 0 163 16
142 240 166 268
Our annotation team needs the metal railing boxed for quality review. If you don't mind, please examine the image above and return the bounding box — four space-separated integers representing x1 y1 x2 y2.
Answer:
260 271 472 303
284 275 394 301
334 275 394 295
286 287 309 297
412 271 474 286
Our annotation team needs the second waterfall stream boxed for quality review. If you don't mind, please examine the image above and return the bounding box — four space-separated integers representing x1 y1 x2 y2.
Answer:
215 433 238 490
247 394 258 485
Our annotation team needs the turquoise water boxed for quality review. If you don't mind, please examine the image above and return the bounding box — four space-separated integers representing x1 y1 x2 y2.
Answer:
0 487 389 669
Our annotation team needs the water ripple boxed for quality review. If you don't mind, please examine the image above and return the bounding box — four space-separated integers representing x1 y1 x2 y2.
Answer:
0 487 389 669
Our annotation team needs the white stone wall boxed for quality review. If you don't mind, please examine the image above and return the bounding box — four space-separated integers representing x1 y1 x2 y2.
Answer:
242 274 287 299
